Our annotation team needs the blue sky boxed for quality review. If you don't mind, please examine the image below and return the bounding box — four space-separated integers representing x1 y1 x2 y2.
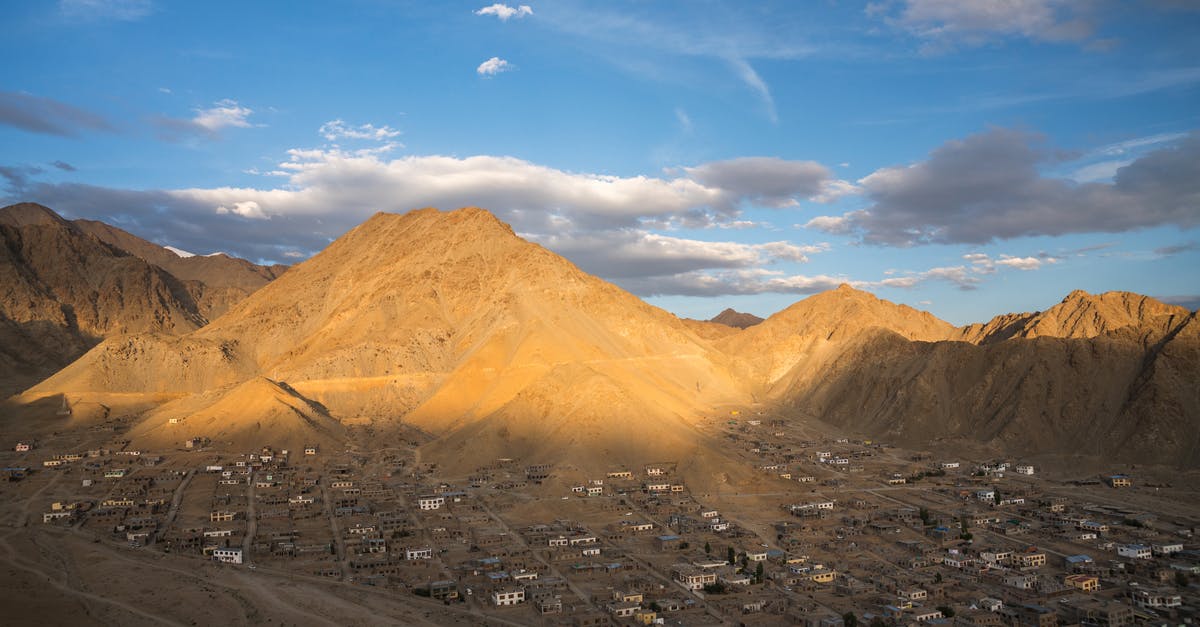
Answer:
1 0 1198 324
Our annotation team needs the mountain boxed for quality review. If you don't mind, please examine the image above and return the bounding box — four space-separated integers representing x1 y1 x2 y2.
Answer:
718 284 956 395
0 203 206 395
709 308 764 329
24 207 750 482
126 377 346 453
754 288 1200 467
73 218 287 319
10 205 1199 470
957 289 1190 345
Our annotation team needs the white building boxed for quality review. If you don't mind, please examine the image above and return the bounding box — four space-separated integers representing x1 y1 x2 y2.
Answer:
212 548 243 564
1014 464 1035 475
1152 543 1183 556
1117 544 1151 559
405 547 433 560
491 587 525 606
417 495 445 510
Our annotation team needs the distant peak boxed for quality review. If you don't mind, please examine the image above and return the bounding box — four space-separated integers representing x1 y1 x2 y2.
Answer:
0 202 69 228
710 308 764 329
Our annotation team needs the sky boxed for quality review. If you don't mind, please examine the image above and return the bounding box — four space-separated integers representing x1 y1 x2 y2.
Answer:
1 0 1198 324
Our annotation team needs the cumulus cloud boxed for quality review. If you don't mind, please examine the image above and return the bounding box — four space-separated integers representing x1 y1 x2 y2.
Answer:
683 157 853 209
475 3 532 21
617 259 984 297
477 57 514 76
531 230 828 279
155 99 257 140
619 269 849 298
871 0 1097 51
318 119 401 142
804 128 1200 246
875 265 980 290
0 91 114 137
6 136 849 265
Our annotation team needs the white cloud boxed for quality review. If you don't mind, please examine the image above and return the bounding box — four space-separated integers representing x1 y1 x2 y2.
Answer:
318 119 401 142
475 3 532 21
215 200 267 219
962 251 1060 274
531 230 828 280
477 57 515 76
875 265 979 290
1070 159 1133 183
994 254 1057 270
191 99 254 132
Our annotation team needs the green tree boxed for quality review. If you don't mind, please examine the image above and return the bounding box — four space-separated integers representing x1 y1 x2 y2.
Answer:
919 507 931 525
937 606 955 618
705 541 712 555
755 561 764 584
727 546 736 564
1176 571 1190 587
843 612 858 627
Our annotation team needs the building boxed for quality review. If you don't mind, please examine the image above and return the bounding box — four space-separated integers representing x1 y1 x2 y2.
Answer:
1105 474 1132 488
405 547 433 560
491 587 525 606
1130 587 1181 610
428 580 459 601
1014 464 1035 475
212 548 243 564
672 564 717 590
417 495 445 510
14 442 33 452
1014 552 1046 568
1152 542 1183 556
1064 574 1099 592
1116 544 1151 560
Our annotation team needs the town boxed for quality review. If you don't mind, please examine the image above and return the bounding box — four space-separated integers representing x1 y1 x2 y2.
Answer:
3 409 1198 626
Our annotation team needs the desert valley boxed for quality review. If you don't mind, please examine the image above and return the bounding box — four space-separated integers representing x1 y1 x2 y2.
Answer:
1 202 1198 626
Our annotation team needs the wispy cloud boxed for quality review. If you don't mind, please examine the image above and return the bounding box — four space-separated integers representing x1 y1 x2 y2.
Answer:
0 91 115 137
318 119 401 142
674 107 693 134
59 0 154 21
726 58 777 124
532 4 816 122
1155 241 1197 257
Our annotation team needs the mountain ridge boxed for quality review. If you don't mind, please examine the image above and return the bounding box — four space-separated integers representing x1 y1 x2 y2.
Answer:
6 204 1198 469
